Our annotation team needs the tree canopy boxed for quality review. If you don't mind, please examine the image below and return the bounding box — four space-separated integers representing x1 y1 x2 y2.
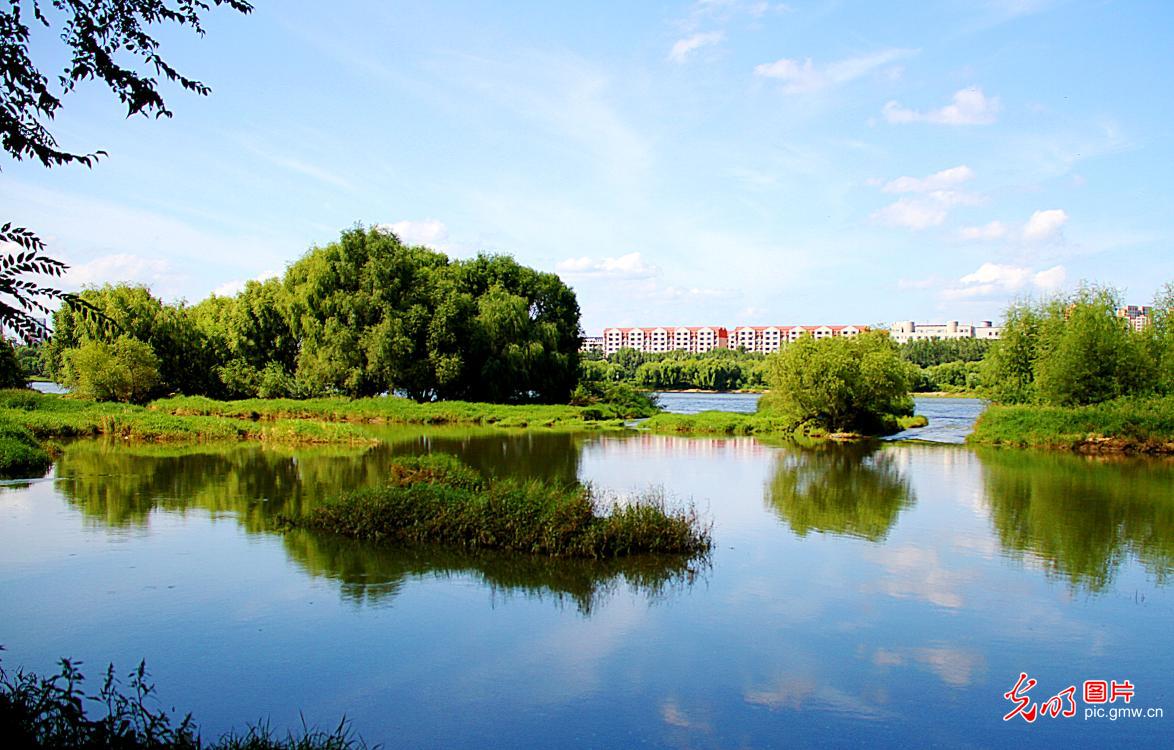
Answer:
981 284 1169 406
758 330 913 433
42 226 584 404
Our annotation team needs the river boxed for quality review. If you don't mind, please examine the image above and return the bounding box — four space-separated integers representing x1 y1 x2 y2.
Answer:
0 396 1170 747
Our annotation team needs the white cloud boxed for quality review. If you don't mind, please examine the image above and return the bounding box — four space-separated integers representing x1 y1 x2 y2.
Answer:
870 198 947 230
211 269 282 298
942 262 1067 299
882 87 1001 125
556 252 659 279
1022 208 1068 242
754 49 916 94
66 254 184 293
871 166 981 229
883 165 974 194
668 31 725 63
1032 264 1067 289
382 219 450 248
958 221 1008 241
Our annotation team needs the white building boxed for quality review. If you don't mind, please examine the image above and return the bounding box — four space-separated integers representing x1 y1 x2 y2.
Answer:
602 326 729 356
888 320 1001 345
729 325 868 353
579 336 604 354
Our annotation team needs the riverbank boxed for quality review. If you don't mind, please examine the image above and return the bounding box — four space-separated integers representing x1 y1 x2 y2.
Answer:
642 410 927 439
967 395 1174 454
154 394 643 427
0 390 646 476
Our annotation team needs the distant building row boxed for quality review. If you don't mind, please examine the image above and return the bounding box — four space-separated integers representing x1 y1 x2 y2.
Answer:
596 325 870 356
887 320 1002 345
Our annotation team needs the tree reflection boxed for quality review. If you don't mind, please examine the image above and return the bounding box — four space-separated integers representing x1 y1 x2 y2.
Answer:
977 448 1174 591
283 529 705 615
49 432 702 612
765 444 915 541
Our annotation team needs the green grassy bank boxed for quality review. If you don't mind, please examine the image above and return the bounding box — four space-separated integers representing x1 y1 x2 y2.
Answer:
283 455 712 559
642 410 928 439
154 394 639 428
0 390 377 452
968 395 1174 453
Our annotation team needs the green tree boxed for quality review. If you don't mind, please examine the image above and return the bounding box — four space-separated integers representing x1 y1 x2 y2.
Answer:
62 338 160 403
980 302 1041 404
1034 286 1150 406
0 339 26 387
759 331 913 433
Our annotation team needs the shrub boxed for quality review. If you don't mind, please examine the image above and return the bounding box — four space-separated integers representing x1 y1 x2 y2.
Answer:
62 338 161 403
759 330 913 433
0 340 27 388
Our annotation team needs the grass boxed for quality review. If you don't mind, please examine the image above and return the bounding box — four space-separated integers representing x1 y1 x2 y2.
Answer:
642 410 927 439
0 657 369 749
968 394 1174 453
0 390 377 447
282 454 712 559
0 418 52 477
153 394 639 428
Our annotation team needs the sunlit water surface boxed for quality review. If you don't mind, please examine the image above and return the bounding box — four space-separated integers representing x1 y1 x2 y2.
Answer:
0 398 1170 748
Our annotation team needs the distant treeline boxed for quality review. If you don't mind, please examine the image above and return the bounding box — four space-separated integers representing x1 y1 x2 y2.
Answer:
22 227 583 404
580 347 769 391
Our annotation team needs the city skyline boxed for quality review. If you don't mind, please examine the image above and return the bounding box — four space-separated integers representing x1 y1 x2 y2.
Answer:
3 1 1171 334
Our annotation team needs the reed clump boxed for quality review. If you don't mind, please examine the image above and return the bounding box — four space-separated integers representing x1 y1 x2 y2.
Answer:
287 455 711 559
0 657 367 749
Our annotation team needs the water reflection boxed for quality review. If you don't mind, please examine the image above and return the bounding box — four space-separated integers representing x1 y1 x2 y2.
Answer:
977 448 1174 591
51 432 698 612
284 530 705 615
765 444 916 541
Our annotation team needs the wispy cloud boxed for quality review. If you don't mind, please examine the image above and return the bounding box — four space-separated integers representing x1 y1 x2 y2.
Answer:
882 87 1001 125
755 49 916 94
871 199 948 230
871 166 981 229
958 209 1068 244
958 221 1009 241
556 252 659 279
381 219 451 249
668 31 725 63
882 165 974 194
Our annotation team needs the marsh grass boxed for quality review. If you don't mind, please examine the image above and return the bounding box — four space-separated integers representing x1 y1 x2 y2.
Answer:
642 410 922 439
969 395 1174 452
0 657 368 749
153 395 636 428
285 455 712 559
0 390 377 447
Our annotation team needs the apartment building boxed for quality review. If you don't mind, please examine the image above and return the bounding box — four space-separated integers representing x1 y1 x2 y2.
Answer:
579 336 604 354
1117 305 1153 332
729 325 868 354
602 326 728 356
888 320 1002 345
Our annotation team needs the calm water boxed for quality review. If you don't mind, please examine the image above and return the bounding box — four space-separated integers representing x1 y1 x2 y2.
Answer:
655 391 762 414
1 404 1171 748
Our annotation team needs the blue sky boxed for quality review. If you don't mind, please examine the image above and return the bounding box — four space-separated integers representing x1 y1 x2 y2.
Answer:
4 0 1172 333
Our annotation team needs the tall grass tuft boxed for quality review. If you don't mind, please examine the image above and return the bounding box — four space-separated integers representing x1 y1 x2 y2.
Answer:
0 656 369 749
285 456 712 559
